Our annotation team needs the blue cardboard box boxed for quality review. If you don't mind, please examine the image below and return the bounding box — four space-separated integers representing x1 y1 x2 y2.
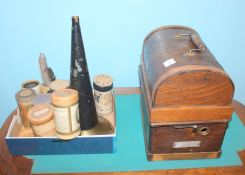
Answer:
6 110 116 155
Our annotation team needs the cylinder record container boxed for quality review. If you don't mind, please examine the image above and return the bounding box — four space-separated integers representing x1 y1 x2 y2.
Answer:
27 104 55 137
51 88 80 140
93 74 113 116
21 80 41 94
16 88 36 127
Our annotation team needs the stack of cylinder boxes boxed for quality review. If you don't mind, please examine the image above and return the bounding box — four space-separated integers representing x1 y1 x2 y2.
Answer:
16 74 113 140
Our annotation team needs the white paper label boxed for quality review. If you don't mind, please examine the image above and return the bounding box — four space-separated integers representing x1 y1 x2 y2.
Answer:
54 104 80 134
33 108 49 118
94 90 113 115
173 141 201 148
163 58 176 67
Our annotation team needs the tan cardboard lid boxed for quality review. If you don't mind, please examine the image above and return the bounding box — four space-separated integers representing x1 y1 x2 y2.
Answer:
49 80 69 91
93 74 113 87
32 93 51 105
21 79 40 89
28 104 54 125
16 88 36 103
51 88 78 107
93 74 113 92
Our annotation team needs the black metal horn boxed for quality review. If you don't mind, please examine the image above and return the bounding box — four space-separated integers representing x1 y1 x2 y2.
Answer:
70 16 98 130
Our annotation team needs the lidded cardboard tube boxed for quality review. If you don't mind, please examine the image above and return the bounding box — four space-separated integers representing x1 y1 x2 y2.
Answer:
16 88 36 127
51 89 81 140
27 104 55 136
21 80 41 94
93 74 113 116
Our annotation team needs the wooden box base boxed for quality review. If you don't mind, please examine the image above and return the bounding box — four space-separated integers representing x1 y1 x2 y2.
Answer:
139 65 228 161
141 97 223 161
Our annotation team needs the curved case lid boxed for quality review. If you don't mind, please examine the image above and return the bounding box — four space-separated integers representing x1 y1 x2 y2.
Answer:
142 25 234 107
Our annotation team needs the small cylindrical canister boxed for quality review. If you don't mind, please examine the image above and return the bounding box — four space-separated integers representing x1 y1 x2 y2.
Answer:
27 104 56 137
51 89 80 140
49 80 69 92
22 80 41 94
16 88 36 127
32 93 52 105
93 74 113 116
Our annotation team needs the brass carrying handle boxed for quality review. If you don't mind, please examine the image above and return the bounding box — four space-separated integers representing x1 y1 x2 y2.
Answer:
179 33 206 53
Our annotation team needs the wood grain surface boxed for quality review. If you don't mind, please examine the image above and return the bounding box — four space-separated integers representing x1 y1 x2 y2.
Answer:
139 64 233 124
141 26 234 107
150 106 233 124
150 123 227 154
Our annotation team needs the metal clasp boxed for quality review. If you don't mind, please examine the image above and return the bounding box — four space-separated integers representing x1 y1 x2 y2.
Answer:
173 125 198 133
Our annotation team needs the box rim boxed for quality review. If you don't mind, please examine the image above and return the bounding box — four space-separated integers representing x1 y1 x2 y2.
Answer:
6 112 116 140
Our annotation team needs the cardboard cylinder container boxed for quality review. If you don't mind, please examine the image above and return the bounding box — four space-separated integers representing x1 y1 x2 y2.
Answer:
21 80 41 94
93 74 113 116
51 88 81 140
27 104 56 137
15 88 36 127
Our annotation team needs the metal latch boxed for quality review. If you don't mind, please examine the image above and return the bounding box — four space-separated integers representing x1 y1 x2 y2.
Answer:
173 125 198 133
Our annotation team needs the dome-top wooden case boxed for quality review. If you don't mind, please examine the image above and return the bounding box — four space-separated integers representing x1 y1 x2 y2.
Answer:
139 26 234 161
